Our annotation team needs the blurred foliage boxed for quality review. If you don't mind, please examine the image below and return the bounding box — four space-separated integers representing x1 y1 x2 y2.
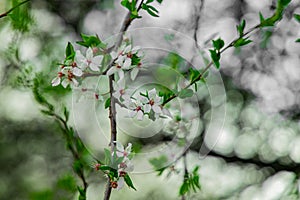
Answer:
1 0 300 199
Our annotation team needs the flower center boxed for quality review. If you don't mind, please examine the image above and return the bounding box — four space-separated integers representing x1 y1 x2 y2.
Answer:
58 72 64 78
136 106 142 111
120 89 125 95
119 162 127 169
71 62 77 68
67 71 74 80
149 99 154 106
111 181 118 188
119 171 127 177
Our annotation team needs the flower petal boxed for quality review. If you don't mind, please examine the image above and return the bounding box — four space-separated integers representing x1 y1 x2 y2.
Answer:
86 48 93 60
51 77 61 86
136 110 144 121
128 110 137 118
110 51 118 59
117 177 125 190
148 88 157 98
71 78 79 87
144 104 151 113
130 68 139 80
89 63 100 71
72 67 83 77
107 67 116 76
152 105 162 114
123 58 132 69
61 79 69 88
92 55 103 66
132 46 140 53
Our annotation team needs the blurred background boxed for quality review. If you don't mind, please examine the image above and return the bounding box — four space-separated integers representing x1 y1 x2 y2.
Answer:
1 0 300 199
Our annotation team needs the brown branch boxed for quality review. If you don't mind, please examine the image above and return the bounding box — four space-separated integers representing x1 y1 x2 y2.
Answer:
0 0 30 19
193 0 205 50
103 1 145 200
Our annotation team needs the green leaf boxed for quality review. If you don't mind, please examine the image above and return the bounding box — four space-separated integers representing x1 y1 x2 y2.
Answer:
65 42 75 60
104 148 112 165
149 155 168 173
233 37 252 47
64 106 69 122
296 38 300 43
209 49 220 69
142 4 159 17
179 182 189 196
77 186 86 200
76 34 106 48
124 174 137 190
146 0 154 3
156 0 163 3
236 19 246 37
178 89 194 99
8 0 32 32
105 98 111 109
56 174 77 192
294 14 300 23
212 38 225 50
189 68 200 82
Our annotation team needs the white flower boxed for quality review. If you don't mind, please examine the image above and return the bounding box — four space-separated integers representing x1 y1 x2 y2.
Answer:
143 88 163 114
116 177 125 190
108 44 142 79
106 56 126 79
126 99 146 121
112 79 131 102
75 48 103 71
51 67 81 88
130 62 143 80
116 142 132 158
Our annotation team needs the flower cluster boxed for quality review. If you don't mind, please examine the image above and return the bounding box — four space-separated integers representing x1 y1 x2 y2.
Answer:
107 44 143 80
111 142 134 190
121 88 172 121
51 47 103 88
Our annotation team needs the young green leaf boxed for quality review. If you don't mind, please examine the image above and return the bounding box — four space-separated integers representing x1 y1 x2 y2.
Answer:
65 42 75 60
104 148 112 165
124 174 137 190
179 181 189 196
76 34 106 48
178 89 194 99
236 19 246 37
233 37 252 47
142 4 159 17
212 38 225 50
105 98 111 109
295 38 300 43
149 155 168 175
294 14 300 23
209 49 220 69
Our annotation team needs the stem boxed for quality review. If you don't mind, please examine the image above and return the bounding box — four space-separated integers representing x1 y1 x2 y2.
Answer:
162 23 261 106
181 150 188 200
0 0 30 19
52 113 88 197
103 1 145 200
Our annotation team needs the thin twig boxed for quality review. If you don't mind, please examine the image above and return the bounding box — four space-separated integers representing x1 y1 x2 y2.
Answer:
0 0 30 19
52 113 89 196
162 23 261 106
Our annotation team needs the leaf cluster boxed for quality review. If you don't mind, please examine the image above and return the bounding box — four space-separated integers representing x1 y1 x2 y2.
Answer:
209 38 224 69
179 166 201 196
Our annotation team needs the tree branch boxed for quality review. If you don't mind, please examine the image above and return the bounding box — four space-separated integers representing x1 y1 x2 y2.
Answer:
103 1 145 200
0 0 30 19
